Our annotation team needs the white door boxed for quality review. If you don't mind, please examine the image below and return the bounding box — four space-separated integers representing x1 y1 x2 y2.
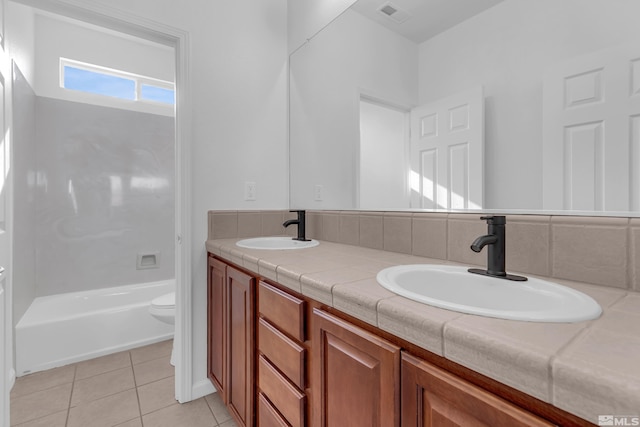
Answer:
543 43 640 211
0 1 13 424
410 86 484 209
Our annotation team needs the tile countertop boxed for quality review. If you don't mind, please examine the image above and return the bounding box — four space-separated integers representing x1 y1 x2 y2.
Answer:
205 238 640 424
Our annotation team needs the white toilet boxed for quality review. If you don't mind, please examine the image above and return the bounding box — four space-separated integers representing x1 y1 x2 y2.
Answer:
149 291 176 365
150 292 176 325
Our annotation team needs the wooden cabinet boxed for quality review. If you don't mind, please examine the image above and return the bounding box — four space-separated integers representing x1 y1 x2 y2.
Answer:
227 267 256 427
401 352 552 427
207 253 584 427
258 392 290 427
207 256 255 427
311 308 401 427
257 281 307 427
207 255 226 397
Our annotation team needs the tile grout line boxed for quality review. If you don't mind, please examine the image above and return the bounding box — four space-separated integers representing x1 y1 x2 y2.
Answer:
130 350 145 426
627 219 633 290
546 325 592 406
65 364 78 427
203 394 220 426
11 341 177 427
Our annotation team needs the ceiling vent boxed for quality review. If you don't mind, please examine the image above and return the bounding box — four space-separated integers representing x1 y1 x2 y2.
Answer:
377 2 411 24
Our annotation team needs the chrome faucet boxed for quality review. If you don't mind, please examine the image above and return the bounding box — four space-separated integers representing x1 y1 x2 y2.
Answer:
283 210 310 241
468 216 527 281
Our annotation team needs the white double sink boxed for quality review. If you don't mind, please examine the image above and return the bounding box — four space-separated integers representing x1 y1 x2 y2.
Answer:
236 237 601 323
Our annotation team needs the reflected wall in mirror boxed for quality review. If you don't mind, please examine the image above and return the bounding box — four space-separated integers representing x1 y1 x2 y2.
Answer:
290 0 640 212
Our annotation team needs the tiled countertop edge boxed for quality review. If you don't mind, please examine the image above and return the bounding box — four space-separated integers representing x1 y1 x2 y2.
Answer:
205 238 640 424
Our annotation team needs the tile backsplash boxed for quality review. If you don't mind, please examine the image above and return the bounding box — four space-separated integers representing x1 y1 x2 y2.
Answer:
208 210 638 291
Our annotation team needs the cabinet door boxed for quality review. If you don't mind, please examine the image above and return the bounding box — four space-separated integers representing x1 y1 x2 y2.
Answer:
401 352 552 427
311 309 400 427
207 255 227 400
227 266 256 427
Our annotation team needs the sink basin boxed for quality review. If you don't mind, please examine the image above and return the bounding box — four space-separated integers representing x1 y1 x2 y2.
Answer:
376 264 602 322
236 236 319 250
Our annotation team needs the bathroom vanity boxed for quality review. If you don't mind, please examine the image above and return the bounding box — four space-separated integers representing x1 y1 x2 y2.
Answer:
205 238 616 427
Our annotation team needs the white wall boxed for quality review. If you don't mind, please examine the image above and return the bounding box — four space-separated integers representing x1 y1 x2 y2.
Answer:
35 98 175 296
418 0 640 209
288 0 356 53
6 2 35 85
290 8 417 209
16 11 177 297
76 0 289 390
11 65 37 326
34 13 175 115
7 0 288 395
6 2 36 328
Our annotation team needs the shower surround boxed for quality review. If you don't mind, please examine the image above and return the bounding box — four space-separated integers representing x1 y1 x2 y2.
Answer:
34 97 175 296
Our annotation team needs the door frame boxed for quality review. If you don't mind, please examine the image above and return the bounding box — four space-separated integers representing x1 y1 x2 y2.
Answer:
1 2 15 425
8 0 194 403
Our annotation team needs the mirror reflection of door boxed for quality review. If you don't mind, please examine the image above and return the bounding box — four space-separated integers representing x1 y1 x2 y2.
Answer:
543 43 640 211
358 97 410 209
410 86 484 210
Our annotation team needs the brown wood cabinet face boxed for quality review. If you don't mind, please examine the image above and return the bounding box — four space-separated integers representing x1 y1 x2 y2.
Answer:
257 393 290 427
258 281 305 342
207 256 227 400
400 352 553 427
207 254 583 427
258 355 306 427
258 317 305 389
311 308 401 427
226 266 256 427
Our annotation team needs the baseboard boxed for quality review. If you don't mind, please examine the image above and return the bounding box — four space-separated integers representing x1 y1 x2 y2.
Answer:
9 368 15 389
190 378 216 401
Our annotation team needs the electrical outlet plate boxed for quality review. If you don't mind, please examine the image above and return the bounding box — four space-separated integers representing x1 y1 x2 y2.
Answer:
314 184 323 201
245 182 256 201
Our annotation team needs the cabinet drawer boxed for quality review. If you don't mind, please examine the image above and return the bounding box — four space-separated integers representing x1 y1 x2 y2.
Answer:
258 281 305 341
258 392 290 427
258 355 305 427
258 318 305 389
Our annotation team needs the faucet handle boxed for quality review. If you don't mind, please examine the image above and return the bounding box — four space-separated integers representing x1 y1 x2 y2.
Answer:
480 215 505 225
290 210 305 220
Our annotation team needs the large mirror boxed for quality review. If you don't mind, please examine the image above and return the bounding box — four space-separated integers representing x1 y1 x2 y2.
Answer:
290 0 640 213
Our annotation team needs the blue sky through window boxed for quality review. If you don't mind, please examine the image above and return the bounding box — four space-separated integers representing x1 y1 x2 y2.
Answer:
64 66 136 100
141 84 175 105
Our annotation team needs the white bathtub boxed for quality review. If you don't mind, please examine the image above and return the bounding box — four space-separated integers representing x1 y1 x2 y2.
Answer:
16 280 175 376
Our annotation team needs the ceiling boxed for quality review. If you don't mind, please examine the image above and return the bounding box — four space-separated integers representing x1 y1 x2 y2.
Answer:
351 0 504 43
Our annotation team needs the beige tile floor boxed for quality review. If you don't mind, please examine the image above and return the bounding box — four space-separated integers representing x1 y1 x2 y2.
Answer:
10 340 235 427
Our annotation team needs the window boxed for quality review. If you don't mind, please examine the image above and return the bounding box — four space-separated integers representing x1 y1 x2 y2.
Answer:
140 84 175 104
60 58 175 105
63 65 136 100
